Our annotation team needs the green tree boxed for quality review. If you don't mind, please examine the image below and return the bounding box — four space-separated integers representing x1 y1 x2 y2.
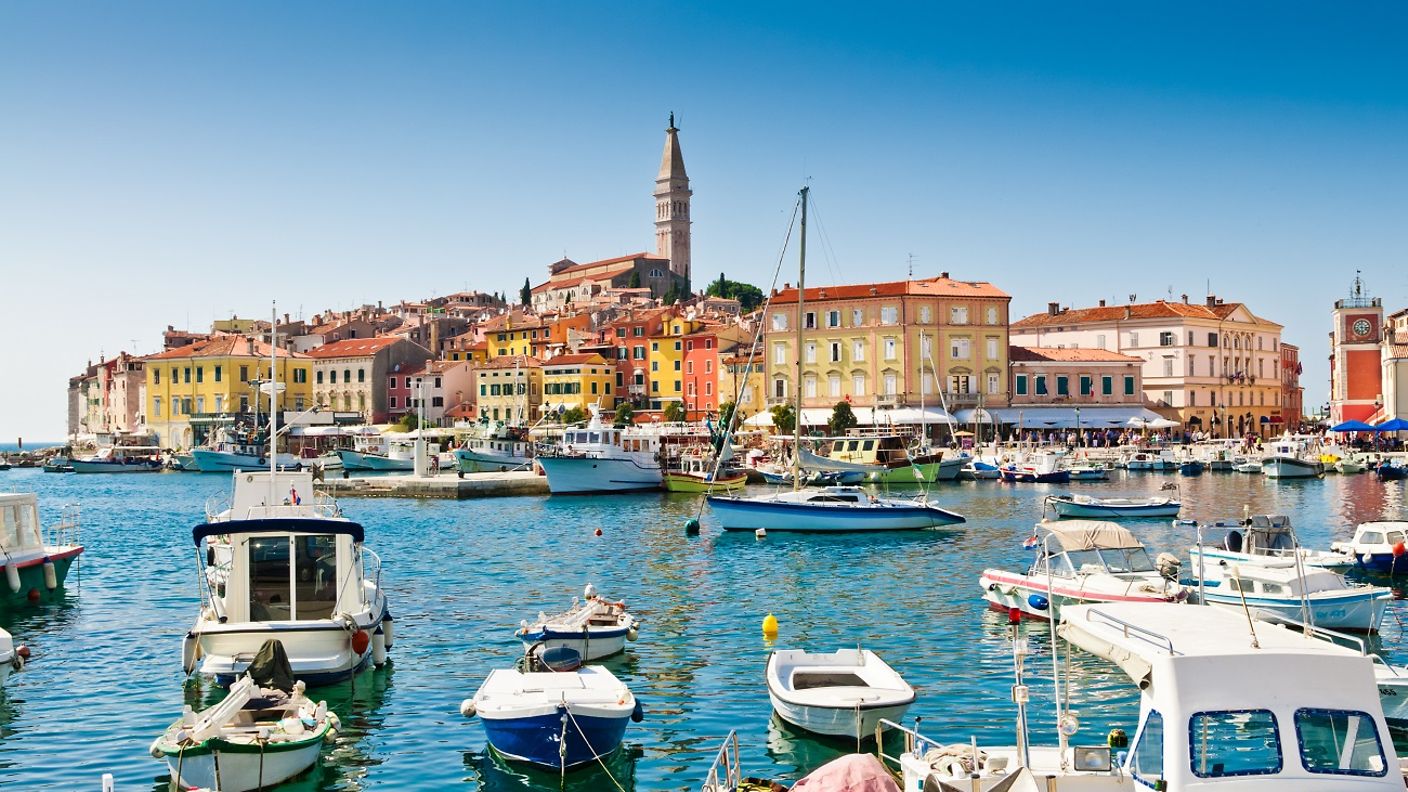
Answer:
560 406 586 425
628 270 641 289
396 412 421 431
663 401 686 423
613 402 635 427
771 403 796 434
717 400 738 432
519 277 531 306
662 283 680 305
828 401 858 435
705 272 765 311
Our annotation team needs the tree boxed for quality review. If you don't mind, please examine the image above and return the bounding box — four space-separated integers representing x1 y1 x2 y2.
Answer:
663 401 686 423
613 402 635 427
771 403 796 435
828 401 858 435
396 412 421 432
662 283 680 305
705 272 765 311
628 270 641 289
717 400 738 432
561 406 586 425
519 277 531 306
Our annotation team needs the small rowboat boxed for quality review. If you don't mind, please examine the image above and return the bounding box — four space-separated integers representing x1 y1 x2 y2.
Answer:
1046 493 1180 519
517 584 639 661
765 648 914 740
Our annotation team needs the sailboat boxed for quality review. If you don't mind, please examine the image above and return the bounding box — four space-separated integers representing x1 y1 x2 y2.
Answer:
707 187 966 532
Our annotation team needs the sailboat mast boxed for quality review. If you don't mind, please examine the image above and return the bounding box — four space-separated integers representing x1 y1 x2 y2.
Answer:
269 301 279 503
792 187 808 492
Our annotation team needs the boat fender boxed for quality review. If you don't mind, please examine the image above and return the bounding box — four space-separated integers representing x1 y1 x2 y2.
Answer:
181 632 198 675
4 564 18 593
1363 553 1374 565
42 559 57 590
372 627 387 666
1027 594 1049 611
626 625 639 642
631 699 644 723
324 727 338 744
351 629 371 655
10 648 24 672
382 613 394 649
1395 542 1406 558
684 517 701 535
460 698 477 718
148 738 165 759
328 711 340 730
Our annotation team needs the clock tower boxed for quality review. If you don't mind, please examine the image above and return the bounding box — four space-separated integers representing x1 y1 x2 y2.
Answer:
1329 272 1383 424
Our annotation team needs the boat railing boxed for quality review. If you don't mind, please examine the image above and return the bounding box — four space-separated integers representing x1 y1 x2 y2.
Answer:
311 490 341 518
872 718 946 777
1256 611 1373 655
1082 608 1178 655
361 546 383 601
47 503 81 548
699 730 741 792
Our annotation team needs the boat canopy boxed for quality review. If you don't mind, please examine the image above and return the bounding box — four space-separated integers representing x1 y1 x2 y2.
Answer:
1040 519 1140 551
192 517 364 546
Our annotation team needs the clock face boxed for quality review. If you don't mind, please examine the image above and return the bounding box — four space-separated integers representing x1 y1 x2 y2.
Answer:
1353 319 1372 337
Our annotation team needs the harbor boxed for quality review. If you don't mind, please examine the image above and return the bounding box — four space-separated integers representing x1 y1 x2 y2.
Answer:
320 469 549 499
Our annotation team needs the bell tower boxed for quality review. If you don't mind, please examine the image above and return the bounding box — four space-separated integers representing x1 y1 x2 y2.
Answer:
654 113 692 283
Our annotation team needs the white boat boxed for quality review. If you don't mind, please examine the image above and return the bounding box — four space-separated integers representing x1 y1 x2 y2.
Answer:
71 445 164 473
1045 493 1179 519
0 628 25 689
1065 462 1110 481
980 520 1185 620
461 654 640 770
1331 521 1408 575
0 493 84 604
454 430 539 472
1337 456 1368 474
766 648 914 740
192 425 302 472
1124 448 1177 471
1233 458 1263 473
536 406 678 494
1195 563 1391 633
149 671 338 792
1187 514 1355 573
516 584 639 661
1261 436 1325 478
709 486 965 532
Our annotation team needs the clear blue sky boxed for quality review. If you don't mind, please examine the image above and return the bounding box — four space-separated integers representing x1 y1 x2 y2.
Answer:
3 2 1405 442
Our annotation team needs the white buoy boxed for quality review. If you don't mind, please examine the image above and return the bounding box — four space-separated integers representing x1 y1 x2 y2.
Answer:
755 528 767 539
4 564 19 593
382 615 394 649
102 773 114 792
460 698 477 717
626 625 639 642
181 632 198 675
42 559 57 590
372 628 387 666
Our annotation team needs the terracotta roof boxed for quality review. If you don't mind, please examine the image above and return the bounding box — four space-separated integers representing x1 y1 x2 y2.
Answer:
532 261 638 294
444 401 478 419
147 336 307 360
306 337 406 359
771 275 1009 304
482 355 543 369
1013 300 1226 329
1009 346 1143 363
544 353 608 367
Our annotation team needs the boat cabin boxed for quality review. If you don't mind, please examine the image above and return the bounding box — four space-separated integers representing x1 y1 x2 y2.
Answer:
1031 520 1158 578
560 427 661 456
1205 515 1298 557
1216 565 1347 597
825 435 910 466
1349 521 1408 551
801 486 872 504
0 494 44 556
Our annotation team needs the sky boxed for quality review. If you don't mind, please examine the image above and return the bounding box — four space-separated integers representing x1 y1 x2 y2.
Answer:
3 2 1406 442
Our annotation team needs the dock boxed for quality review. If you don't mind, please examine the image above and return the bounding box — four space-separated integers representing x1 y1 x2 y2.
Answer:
321 470 549 500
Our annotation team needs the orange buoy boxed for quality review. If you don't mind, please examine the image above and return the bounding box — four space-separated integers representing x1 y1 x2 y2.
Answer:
1395 542 1405 558
351 629 371 655
26 588 40 603
594 528 603 537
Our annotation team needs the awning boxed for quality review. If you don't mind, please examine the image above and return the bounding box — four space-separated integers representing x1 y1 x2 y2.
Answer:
743 412 774 427
953 406 1165 429
798 406 954 427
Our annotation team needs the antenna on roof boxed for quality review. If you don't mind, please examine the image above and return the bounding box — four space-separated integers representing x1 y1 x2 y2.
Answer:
907 253 917 279
1128 294 1137 303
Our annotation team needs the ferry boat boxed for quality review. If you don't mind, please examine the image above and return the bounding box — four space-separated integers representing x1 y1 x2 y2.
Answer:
0 493 83 605
71 445 164 473
183 469 391 686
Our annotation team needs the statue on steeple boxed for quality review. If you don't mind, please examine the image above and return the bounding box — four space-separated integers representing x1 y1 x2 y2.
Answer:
668 111 675 130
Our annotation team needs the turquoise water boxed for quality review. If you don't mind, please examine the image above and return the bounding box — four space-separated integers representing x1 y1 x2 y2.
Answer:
1 467 1406 790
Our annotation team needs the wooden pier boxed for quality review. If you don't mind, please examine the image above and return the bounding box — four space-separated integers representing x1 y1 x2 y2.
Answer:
321 470 549 500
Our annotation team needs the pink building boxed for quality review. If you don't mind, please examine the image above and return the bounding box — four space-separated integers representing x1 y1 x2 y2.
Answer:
386 360 476 425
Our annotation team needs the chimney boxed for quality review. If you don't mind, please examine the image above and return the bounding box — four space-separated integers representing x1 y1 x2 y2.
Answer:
940 271 949 279
1098 299 1106 307
1206 294 1217 307
1124 306 1132 320
819 290 827 299
1047 302 1060 316
869 287 878 296
1180 294 1188 304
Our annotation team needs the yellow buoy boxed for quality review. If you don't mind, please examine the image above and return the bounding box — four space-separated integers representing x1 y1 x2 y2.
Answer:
762 613 779 638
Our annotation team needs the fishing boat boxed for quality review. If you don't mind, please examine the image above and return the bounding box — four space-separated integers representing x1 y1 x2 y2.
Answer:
1178 459 1205 476
536 405 689 494
516 584 639 661
1261 437 1324 478
70 445 164 473
0 493 83 605
662 446 747 492
460 648 642 770
41 456 73 473
1065 461 1110 481
979 520 1185 620
998 451 1070 483
0 628 25 688
1124 448 1177 471
1233 458 1262 473
1194 563 1390 633
453 431 538 472
710 486 964 532
766 648 914 740
150 653 339 792
1330 521 1408 574
797 435 963 484
191 426 302 472
1045 493 1180 519
1186 514 1354 573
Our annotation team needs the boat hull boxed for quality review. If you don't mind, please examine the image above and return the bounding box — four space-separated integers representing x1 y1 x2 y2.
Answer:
71 459 162 473
519 626 630 661
1066 468 1109 481
194 613 385 686
708 496 964 532
863 459 963 485
662 471 748 493
1201 591 1390 633
0 551 81 606
980 570 1183 621
192 449 301 472
537 456 661 494
1262 456 1323 479
454 449 534 473
1049 500 1180 519
359 454 413 471
156 727 328 792
768 692 911 740
999 468 1070 483
481 707 629 769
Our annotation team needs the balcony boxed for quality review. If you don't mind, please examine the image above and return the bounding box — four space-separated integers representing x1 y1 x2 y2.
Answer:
944 393 980 408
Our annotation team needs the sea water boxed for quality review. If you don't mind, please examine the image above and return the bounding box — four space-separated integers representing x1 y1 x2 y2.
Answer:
0 467 1405 790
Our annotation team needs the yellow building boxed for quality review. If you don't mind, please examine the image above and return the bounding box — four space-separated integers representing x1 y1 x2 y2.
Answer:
541 353 615 418
719 353 766 421
476 355 542 425
482 313 548 358
145 336 313 448
646 316 704 409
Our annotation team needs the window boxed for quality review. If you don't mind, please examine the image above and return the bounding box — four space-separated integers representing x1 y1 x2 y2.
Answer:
918 306 931 323
773 343 787 365
195 396 204 413
1163 357 1174 377
153 397 162 417
195 367 203 383
772 313 788 331
852 341 865 362
1129 332 1139 347
389 377 398 389
985 307 999 325
214 365 222 383
153 369 161 385
950 305 969 324
803 311 816 329
1036 376 1048 395
851 309 863 326
883 372 897 395
1208 332 1218 347
881 306 898 325
1015 375 1028 396
1295 708 1386 777
986 338 999 360
1159 332 1175 346
1102 376 1113 396
248 536 291 621
651 361 659 372
851 374 866 396
1057 376 1069 396
951 338 970 359
686 360 694 374
183 367 191 384
828 374 841 397
949 374 972 394
1189 710 1281 778
986 373 1000 395
633 345 645 360
704 382 711 396
633 326 644 337
675 340 682 352
1095 334 1106 349
884 338 896 360
805 343 816 364
294 369 307 384
1130 711 1164 787
1125 375 1136 395
830 342 842 362
804 376 817 398
616 328 627 338
773 377 787 399
344 369 351 383
390 396 399 409
1080 376 1092 396
651 342 659 352
293 397 303 411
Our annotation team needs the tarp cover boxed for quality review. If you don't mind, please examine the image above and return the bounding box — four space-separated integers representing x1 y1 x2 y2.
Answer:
1040 519 1139 551
1057 618 1154 692
248 639 297 692
792 754 900 792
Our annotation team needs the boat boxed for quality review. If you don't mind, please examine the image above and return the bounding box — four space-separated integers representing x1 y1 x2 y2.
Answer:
765 648 914 740
1045 493 1180 519
460 647 642 770
1065 461 1110 481
1330 521 1408 574
1376 461 1408 481
150 649 339 792
1178 459 1205 476
453 431 538 472
710 486 964 532
797 435 964 484
1257 614 1408 726
70 445 164 473
1261 437 1324 478
0 493 84 605
339 433 442 472
1233 459 1262 473
1124 448 1177 471
537 405 694 494
41 456 73 473
516 584 639 661
1187 514 1354 573
1337 457 1368 474
1193 563 1390 633
979 520 1186 620
0 628 26 689
662 446 748 492
191 425 302 472
960 460 1002 480
998 452 1070 483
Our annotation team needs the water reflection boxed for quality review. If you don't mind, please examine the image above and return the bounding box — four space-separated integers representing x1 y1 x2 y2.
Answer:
463 744 640 791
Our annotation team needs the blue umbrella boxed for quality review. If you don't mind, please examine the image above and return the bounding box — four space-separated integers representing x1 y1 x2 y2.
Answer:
1331 420 1378 432
1376 418 1408 432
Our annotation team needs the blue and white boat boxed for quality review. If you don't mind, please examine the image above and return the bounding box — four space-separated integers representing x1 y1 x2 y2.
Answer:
1194 563 1391 633
71 446 164 473
1178 460 1204 476
516 584 639 661
1331 521 1408 574
461 652 641 770
1045 493 1180 519
1187 514 1354 573
708 486 965 532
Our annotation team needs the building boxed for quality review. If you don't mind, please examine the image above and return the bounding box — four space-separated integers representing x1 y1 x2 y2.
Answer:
763 274 1012 425
719 352 766 424
387 359 476 425
1376 307 1408 425
682 325 751 418
1281 343 1304 429
541 353 615 418
482 312 550 358
600 308 672 407
1011 295 1285 437
95 352 148 437
645 315 707 410
654 113 691 284
1000 346 1159 429
290 315 380 354
308 337 432 423
144 336 313 448
476 356 542 425
1329 274 1384 425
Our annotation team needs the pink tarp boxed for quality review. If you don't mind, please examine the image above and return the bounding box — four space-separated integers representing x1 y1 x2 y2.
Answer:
791 754 900 792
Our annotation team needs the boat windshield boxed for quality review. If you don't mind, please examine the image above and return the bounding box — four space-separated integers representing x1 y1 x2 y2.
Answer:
1064 547 1155 574
248 534 339 621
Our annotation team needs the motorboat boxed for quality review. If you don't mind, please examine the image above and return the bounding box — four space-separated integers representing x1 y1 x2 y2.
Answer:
1376 461 1408 481
41 456 73 473
1065 461 1110 481
340 434 441 472
192 425 302 472
0 628 26 689
453 432 538 473
1045 493 1179 519
516 584 639 661
536 405 699 494
1124 448 1177 471
766 648 914 740
0 493 84 605
1261 437 1324 479
460 648 642 770
1330 521 1408 574
1178 460 1205 476
708 486 965 532
1186 514 1354 573
980 520 1185 621
71 445 163 473
999 452 1070 483
960 460 1002 480
168 452 200 471
662 446 747 492
1233 459 1262 473
183 470 392 685
1260 616 1408 726
1194 563 1390 633
150 651 339 792
798 435 963 484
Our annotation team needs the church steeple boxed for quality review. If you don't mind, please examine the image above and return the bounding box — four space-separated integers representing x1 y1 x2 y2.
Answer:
654 113 692 283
